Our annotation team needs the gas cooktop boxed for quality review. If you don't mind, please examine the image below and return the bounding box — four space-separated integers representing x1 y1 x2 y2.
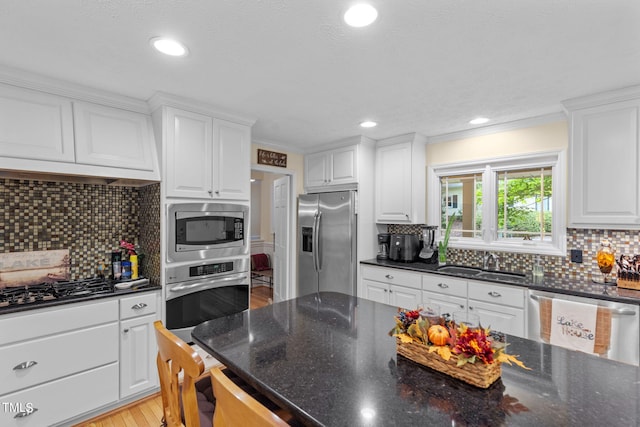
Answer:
0 277 116 309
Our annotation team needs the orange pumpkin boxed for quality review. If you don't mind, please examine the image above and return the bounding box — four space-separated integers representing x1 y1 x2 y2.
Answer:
427 325 450 346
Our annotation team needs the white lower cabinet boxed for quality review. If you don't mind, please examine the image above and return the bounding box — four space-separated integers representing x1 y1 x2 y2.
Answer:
0 364 119 427
422 272 527 337
467 280 526 337
0 290 160 426
120 292 160 399
361 265 422 310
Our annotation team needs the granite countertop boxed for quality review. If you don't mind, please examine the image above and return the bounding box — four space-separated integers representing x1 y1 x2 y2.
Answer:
192 292 640 427
362 258 640 305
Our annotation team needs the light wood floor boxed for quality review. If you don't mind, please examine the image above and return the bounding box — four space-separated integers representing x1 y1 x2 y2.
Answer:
75 285 273 427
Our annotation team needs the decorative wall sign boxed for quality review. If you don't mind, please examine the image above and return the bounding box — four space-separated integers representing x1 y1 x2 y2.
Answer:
257 149 287 168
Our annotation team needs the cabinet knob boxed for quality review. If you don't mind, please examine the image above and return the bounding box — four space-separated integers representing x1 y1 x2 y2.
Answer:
208 190 213 196
469 306 474 310
459 304 465 309
437 283 449 289
384 289 388 292
13 360 38 370
488 291 502 298
215 190 220 195
123 328 130 333
385 274 394 279
131 303 148 310
405 214 410 219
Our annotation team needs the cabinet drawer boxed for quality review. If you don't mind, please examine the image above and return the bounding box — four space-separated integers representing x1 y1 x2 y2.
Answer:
422 274 467 297
361 266 421 290
0 323 118 395
0 363 118 427
120 292 158 320
468 281 525 308
469 300 525 337
0 300 119 345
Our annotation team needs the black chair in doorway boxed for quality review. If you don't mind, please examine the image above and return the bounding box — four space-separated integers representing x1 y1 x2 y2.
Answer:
251 253 273 290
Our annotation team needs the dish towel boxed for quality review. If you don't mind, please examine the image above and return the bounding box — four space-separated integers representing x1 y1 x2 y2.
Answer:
549 298 598 354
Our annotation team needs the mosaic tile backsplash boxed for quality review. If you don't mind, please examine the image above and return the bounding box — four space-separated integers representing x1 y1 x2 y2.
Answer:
388 224 640 283
0 178 160 286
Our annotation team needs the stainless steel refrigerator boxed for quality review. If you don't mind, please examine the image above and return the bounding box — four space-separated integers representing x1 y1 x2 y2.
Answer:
297 191 357 297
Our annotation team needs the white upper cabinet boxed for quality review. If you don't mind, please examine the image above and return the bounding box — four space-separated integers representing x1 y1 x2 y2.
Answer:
375 133 426 224
564 86 640 228
73 101 156 171
164 108 213 199
161 105 251 200
0 83 74 162
304 144 358 190
0 77 160 183
214 118 251 199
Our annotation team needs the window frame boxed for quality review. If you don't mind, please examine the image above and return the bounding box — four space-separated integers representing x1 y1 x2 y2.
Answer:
427 150 566 256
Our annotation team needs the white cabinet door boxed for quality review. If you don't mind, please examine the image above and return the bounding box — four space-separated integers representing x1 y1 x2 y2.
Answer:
329 146 357 185
305 151 329 188
390 284 421 310
165 108 213 198
73 101 156 171
375 142 413 222
468 301 525 337
422 290 467 317
0 83 74 162
120 313 158 399
213 118 250 200
569 98 640 227
362 279 389 304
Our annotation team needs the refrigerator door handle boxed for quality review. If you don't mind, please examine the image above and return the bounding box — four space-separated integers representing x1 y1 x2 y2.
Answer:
313 211 322 272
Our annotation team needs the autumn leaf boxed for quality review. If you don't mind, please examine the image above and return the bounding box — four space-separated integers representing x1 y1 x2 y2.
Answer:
497 353 531 370
407 323 423 341
437 345 452 361
394 333 415 344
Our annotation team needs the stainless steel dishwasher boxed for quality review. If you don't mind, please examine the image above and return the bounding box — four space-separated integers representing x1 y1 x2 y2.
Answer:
528 289 640 366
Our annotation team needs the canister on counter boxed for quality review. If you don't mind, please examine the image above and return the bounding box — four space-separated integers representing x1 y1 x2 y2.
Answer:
130 254 139 279
111 251 122 280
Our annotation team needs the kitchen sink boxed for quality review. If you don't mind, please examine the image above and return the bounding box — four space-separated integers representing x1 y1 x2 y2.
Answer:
437 265 528 284
475 271 528 284
436 265 482 276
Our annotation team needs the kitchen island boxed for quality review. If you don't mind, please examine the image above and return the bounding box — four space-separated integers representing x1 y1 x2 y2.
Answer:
192 292 640 426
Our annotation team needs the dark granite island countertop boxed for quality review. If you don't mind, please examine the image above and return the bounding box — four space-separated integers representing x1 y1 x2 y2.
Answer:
192 292 640 426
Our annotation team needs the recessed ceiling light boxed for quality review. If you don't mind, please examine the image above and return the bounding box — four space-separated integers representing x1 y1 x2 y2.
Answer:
344 4 378 27
360 121 377 128
469 117 490 125
150 37 189 57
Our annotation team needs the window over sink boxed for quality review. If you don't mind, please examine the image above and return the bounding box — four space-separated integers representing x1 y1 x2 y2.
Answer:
429 151 566 256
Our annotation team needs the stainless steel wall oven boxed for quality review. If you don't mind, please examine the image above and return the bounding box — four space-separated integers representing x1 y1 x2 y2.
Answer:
165 257 250 343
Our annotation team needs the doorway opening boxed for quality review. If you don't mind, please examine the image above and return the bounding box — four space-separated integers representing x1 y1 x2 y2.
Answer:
250 165 297 303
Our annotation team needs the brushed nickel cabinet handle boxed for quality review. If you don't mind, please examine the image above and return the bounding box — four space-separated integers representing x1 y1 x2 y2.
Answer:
437 283 449 289
385 274 394 279
488 291 502 298
13 361 38 370
131 303 148 310
14 408 38 418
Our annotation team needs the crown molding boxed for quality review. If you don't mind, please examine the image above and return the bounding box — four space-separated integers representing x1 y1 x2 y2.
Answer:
252 138 305 155
562 84 640 111
148 91 256 126
426 112 567 145
0 64 151 114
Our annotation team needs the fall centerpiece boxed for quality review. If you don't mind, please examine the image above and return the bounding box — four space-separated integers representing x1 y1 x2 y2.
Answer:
390 309 529 388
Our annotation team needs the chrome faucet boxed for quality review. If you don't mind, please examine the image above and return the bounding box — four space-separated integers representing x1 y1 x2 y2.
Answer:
483 252 500 270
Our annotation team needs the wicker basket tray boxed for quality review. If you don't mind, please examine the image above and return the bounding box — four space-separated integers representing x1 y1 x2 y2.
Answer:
396 338 501 389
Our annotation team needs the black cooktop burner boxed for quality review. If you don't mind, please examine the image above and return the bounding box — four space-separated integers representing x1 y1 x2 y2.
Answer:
0 278 115 308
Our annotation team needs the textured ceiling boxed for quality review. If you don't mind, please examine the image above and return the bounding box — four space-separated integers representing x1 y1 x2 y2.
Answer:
1 0 639 151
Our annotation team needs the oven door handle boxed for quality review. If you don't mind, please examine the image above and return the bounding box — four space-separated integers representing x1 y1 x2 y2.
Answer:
529 293 637 316
169 274 249 292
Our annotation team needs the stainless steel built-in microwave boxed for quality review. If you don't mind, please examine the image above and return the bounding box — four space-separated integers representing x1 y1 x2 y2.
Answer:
167 203 249 262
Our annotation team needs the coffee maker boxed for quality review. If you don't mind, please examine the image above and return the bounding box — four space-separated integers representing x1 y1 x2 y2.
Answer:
377 233 390 260
418 226 439 264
